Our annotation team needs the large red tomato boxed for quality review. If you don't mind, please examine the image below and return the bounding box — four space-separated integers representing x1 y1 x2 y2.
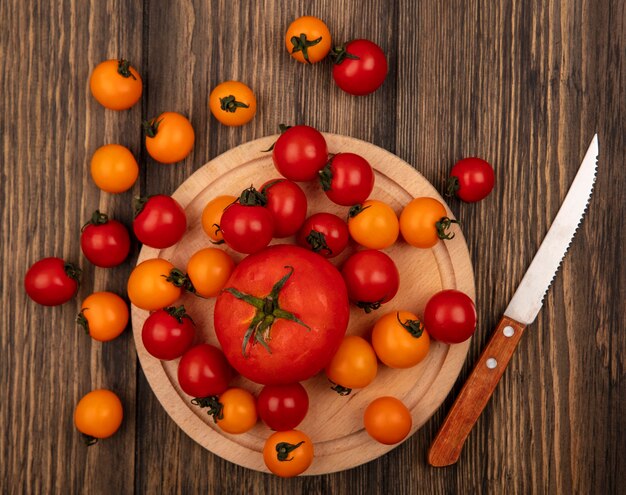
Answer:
214 245 349 385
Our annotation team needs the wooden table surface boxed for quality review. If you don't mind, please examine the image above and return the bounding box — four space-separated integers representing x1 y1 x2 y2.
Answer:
2 1 624 493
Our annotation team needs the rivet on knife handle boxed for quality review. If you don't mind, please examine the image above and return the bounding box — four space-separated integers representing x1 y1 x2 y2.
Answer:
428 316 527 467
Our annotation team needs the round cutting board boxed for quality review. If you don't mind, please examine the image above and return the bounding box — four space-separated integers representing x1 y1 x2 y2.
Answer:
131 134 475 475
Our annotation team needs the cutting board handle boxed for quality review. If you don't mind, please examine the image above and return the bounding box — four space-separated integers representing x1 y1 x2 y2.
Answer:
428 315 527 467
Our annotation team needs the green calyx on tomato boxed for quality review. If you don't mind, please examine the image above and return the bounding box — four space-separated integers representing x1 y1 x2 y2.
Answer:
318 156 335 191
76 310 90 334
165 305 195 325
133 196 153 216
164 268 198 294
444 176 460 198
238 186 267 207
356 299 383 314
396 312 425 338
63 262 82 282
261 124 292 152
191 395 224 423
347 204 371 219
81 210 109 231
305 230 332 256
219 95 250 113
330 382 352 396
290 33 322 64
330 44 360 65
223 266 311 357
435 217 459 240
116 59 137 80
141 117 163 138
275 441 305 461
81 433 98 446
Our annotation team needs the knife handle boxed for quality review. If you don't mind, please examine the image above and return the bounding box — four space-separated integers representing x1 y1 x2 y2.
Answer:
428 315 527 467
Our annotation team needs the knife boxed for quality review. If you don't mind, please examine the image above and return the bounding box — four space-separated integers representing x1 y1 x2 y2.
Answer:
428 134 599 467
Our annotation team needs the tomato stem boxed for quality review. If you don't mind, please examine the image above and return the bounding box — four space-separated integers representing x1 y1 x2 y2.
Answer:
191 396 223 423
435 217 459 240
63 262 82 283
356 299 383 313
219 94 250 113
238 185 267 207
223 266 311 357
81 210 109 231
275 441 305 461
81 433 98 446
142 118 162 138
261 124 292 152
165 305 195 325
330 44 360 65
117 59 137 80
348 204 371 219
290 33 323 64
318 159 334 191
163 268 208 299
330 382 352 396
396 312 425 338
76 311 90 335
209 223 225 245
444 176 461 198
305 230 332 256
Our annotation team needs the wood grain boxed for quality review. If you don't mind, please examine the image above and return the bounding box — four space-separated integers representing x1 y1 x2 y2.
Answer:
1 0 624 493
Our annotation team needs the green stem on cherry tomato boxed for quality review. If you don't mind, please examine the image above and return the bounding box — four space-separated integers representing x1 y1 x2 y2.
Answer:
276 441 305 461
305 230 332 256
444 176 461 198
163 269 210 300
348 204 371 219
356 299 384 314
63 262 82 283
81 210 109 231
261 124 292 152
290 33 322 64
164 305 195 325
396 312 425 338
435 217 459 240
238 185 267 206
223 266 311 357
81 433 98 446
134 196 154 216
330 382 352 396
219 94 250 113
191 395 224 423
76 311 90 335
318 159 334 191
116 59 137 80
330 44 360 65
142 118 162 138
209 223 225 245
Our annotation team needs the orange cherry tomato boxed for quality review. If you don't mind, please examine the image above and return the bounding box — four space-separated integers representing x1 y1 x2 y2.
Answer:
74 389 123 443
214 388 257 434
201 195 236 243
90 144 139 193
371 311 430 368
89 59 142 110
209 81 257 126
127 258 182 311
399 197 457 248
348 199 399 249
325 335 378 394
263 430 314 477
77 292 129 342
186 248 235 298
363 396 412 445
285 16 331 64
143 112 195 164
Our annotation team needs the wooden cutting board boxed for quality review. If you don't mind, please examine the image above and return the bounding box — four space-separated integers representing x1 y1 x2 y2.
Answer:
131 133 475 475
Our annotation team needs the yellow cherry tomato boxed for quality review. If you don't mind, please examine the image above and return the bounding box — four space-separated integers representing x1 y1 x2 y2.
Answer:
201 195 236 243
209 81 257 126
400 197 457 248
143 112 195 164
215 388 257 434
348 199 399 249
127 258 182 311
89 59 142 110
74 389 123 443
285 16 331 64
90 144 139 193
363 396 412 445
186 248 235 298
371 311 430 368
77 292 129 342
325 335 378 393
263 430 314 477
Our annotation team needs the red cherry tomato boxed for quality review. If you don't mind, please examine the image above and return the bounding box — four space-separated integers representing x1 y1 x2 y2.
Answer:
319 153 374 206
80 210 130 268
141 306 196 360
341 250 400 312
260 179 308 238
257 383 309 431
296 213 349 258
133 195 187 249
272 125 328 181
24 257 81 306
177 344 232 398
332 39 388 96
447 157 495 202
423 290 477 344
220 187 274 254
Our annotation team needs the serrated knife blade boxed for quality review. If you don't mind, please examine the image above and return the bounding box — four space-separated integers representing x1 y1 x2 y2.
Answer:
428 134 599 467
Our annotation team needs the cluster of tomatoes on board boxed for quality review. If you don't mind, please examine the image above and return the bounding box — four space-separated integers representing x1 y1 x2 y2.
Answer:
23 14 496 478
